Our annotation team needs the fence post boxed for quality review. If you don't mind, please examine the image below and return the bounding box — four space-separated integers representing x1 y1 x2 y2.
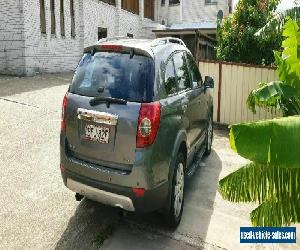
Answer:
217 62 222 123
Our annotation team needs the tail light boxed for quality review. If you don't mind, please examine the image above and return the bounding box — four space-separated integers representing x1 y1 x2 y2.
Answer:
61 92 68 132
132 188 145 197
136 102 161 148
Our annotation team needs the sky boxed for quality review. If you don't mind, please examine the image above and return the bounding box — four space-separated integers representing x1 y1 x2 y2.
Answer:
232 0 299 12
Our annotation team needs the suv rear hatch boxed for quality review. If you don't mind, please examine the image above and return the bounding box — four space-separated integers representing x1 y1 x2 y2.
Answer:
65 48 155 172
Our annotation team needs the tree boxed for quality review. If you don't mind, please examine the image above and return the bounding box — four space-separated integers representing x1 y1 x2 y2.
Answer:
216 0 281 65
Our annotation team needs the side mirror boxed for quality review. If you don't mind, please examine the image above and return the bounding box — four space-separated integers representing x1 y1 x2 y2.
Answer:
204 76 214 89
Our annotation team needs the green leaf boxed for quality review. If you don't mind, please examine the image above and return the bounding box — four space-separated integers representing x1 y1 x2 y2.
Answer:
230 116 300 168
246 81 297 114
251 197 300 227
219 163 300 204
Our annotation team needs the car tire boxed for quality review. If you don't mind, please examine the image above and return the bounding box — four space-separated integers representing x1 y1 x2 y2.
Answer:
165 152 185 228
205 115 213 156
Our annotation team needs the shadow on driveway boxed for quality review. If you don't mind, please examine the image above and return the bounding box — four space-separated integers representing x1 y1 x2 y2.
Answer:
55 198 120 250
100 147 223 250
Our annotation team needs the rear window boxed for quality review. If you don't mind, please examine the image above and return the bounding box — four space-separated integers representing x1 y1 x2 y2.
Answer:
70 52 155 102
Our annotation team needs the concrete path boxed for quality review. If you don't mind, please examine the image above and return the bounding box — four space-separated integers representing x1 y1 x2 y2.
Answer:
0 74 299 250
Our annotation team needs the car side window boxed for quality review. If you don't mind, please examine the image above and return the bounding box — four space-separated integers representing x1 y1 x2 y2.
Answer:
173 51 192 91
186 54 203 88
164 57 177 96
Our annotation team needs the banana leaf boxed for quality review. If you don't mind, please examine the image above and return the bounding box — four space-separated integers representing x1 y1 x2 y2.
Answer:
219 163 300 203
247 81 299 115
230 116 300 168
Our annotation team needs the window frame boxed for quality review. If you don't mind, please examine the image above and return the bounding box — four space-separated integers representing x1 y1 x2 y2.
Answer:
144 0 155 20
39 0 46 34
205 0 218 5
50 0 56 35
100 0 116 6
169 0 180 6
70 0 76 38
60 0 65 37
122 0 139 15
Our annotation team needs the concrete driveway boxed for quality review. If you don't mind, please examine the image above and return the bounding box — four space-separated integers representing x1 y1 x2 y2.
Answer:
0 74 299 250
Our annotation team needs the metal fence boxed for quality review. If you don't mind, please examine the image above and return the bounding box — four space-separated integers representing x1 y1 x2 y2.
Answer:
199 60 281 125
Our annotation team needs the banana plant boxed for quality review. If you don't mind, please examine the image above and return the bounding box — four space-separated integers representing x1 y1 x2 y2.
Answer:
219 19 300 227
256 6 300 38
247 18 300 116
219 116 300 226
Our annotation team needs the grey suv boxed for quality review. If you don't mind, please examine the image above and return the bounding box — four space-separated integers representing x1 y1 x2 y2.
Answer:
60 37 214 227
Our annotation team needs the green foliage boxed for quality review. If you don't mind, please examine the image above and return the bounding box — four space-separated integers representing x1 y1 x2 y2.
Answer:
216 0 281 65
247 19 300 116
257 6 300 38
219 116 300 226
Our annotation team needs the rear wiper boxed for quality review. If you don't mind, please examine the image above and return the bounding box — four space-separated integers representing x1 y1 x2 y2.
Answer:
89 96 127 107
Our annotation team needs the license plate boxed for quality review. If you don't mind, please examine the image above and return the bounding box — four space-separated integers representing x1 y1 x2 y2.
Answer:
84 124 110 143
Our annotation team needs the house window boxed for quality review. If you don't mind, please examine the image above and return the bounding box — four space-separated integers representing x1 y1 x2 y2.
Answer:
50 0 56 35
205 0 218 5
144 0 154 20
98 27 107 40
162 0 180 6
39 0 46 34
122 0 139 15
60 0 65 37
70 0 75 37
100 0 116 5
169 0 180 5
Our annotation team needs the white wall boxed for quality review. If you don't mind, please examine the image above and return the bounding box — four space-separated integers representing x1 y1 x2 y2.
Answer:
22 0 83 75
0 0 26 76
0 0 158 75
83 0 117 47
182 0 229 23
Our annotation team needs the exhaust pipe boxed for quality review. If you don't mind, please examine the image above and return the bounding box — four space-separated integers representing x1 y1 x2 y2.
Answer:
75 193 84 201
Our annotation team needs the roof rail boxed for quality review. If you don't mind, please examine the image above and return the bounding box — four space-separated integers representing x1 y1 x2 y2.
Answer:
97 36 133 44
151 37 186 47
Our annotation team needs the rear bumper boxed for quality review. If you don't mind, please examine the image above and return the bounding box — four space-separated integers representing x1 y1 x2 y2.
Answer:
61 169 169 213
67 178 135 211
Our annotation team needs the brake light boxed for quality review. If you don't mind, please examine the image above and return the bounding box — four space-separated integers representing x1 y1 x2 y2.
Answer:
132 188 145 197
100 44 123 52
136 102 161 148
61 92 68 132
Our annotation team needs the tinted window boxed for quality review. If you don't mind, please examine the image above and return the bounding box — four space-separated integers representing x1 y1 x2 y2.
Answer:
186 54 202 87
173 52 191 91
164 58 177 95
70 52 154 102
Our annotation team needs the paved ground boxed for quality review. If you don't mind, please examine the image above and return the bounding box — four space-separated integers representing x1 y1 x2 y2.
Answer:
0 74 299 250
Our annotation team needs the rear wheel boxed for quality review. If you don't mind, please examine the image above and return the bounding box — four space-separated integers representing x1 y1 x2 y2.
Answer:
205 115 213 156
165 152 185 228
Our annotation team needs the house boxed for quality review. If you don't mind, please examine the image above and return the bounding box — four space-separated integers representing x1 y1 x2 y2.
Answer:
0 0 231 76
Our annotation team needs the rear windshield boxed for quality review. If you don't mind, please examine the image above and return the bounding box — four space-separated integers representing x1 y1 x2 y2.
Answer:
70 52 154 102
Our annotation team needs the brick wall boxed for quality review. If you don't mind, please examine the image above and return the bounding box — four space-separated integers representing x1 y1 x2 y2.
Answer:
0 0 159 75
0 0 26 76
22 0 84 75
83 0 117 47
